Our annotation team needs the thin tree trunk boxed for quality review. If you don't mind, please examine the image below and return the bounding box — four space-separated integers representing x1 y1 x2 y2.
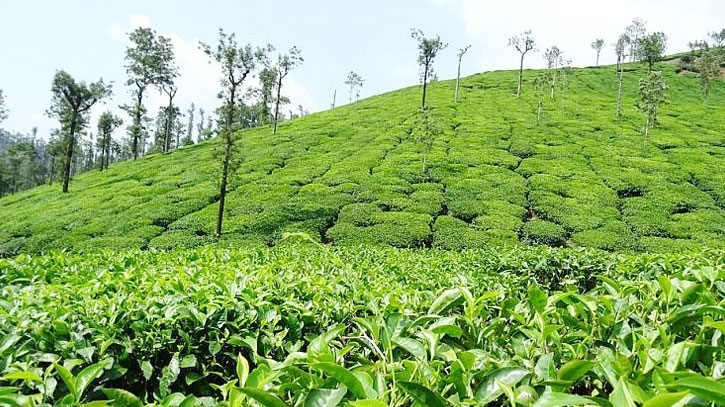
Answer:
273 75 283 134
454 56 462 103
537 99 542 124
62 117 78 193
616 67 624 118
216 85 237 237
596 51 600 67
421 63 429 110
331 89 336 109
517 54 525 98
133 88 143 160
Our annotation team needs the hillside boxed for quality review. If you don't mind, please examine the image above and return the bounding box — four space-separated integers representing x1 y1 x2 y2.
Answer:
1 61 724 255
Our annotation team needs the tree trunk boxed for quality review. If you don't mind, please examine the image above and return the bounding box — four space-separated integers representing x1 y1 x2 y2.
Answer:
62 116 78 193
331 89 336 109
616 67 624 118
643 116 649 150
132 88 143 160
537 99 542 124
454 56 462 103
273 75 283 134
421 62 429 110
517 54 525 98
217 85 237 237
596 51 600 67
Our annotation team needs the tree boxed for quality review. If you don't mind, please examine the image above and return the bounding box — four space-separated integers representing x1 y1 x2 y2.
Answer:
532 75 546 125
0 89 7 123
637 71 667 149
411 109 444 173
200 28 265 237
710 29 725 47
411 28 447 110
508 30 536 98
543 46 562 99
614 33 630 118
625 18 647 61
454 45 471 103
344 71 365 103
696 49 722 105
47 70 111 192
182 103 195 145
97 112 122 171
269 46 303 134
591 39 605 66
638 32 667 72
124 27 176 160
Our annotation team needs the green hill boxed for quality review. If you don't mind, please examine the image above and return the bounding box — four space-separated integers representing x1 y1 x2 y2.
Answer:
1 61 724 255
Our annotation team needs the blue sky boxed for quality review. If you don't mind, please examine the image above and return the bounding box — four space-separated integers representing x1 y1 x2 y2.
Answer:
0 0 723 139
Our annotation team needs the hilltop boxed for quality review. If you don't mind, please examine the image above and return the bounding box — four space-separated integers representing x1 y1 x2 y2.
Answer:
0 61 724 255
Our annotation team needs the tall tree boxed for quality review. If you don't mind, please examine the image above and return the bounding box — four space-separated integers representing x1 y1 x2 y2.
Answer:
200 28 265 237
124 27 175 160
543 46 562 99
614 33 630 118
508 30 536 98
710 29 725 47
182 103 195 145
638 32 667 72
532 75 546 125
591 39 605 66
269 46 303 134
344 71 365 103
454 45 471 103
0 89 7 123
625 18 647 61
696 49 722 105
97 112 122 170
637 71 668 149
47 70 111 192
411 28 447 110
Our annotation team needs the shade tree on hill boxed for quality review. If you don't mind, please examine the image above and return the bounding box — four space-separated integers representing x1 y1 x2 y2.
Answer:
267 46 304 134
200 28 268 237
614 33 630 118
625 18 647 61
543 46 562 99
47 70 111 193
591 39 605 66
508 30 536 98
454 44 471 103
638 32 667 72
637 70 668 149
96 111 123 171
123 28 176 160
411 28 447 110
344 71 364 104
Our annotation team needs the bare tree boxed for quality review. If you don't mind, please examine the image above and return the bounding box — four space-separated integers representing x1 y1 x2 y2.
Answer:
269 46 303 134
614 33 630 118
411 28 448 110
543 46 562 99
344 71 365 103
454 45 471 103
625 18 647 62
508 30 536 98
591 39 605 66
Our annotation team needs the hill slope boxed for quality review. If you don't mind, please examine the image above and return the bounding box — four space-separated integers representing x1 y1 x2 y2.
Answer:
1 61 724 255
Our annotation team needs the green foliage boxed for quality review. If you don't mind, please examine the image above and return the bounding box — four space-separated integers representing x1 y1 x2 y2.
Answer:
0 246 723 406
522 219 567 246
1 59 725 253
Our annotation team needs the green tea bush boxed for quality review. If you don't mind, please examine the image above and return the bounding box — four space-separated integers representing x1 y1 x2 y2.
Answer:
521 219 567 246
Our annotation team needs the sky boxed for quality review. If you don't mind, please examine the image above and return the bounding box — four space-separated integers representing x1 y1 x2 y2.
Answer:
0 0 722 140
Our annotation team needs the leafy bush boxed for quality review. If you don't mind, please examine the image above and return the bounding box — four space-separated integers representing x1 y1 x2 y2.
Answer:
522 219 567 246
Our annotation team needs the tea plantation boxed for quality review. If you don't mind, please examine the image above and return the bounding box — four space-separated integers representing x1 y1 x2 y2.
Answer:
1 60 724 255
1 246 724 406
